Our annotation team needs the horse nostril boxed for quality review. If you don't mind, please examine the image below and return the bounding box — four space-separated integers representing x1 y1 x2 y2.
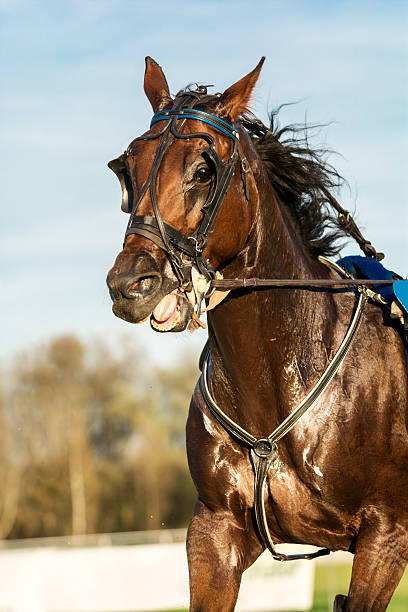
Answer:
123 273 161 298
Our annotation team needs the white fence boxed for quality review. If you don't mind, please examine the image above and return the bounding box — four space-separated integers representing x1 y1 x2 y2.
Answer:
0 530 321 612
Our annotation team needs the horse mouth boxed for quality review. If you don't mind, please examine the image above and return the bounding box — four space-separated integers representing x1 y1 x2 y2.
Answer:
150 288 183 331
109 270 194 332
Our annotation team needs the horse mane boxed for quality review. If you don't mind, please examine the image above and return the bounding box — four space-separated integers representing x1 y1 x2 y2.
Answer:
241 109 347 258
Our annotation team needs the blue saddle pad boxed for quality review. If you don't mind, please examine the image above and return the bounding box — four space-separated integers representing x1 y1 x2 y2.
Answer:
338 255 408 367
337 255 405 307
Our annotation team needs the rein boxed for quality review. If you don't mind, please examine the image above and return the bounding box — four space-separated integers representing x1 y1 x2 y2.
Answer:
192 256 392 323
211 278 395 289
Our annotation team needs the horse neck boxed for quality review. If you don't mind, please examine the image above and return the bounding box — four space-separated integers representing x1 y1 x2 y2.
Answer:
207 157 335 433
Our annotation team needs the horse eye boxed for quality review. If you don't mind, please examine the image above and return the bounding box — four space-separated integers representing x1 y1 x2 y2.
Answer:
194 166 212 184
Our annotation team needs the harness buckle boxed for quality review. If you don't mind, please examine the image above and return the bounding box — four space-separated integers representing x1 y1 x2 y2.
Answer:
253 438 278 459
189 234 207 254
241 157 250 173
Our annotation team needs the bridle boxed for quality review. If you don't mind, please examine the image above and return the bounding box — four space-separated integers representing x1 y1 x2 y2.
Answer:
109 86 250 286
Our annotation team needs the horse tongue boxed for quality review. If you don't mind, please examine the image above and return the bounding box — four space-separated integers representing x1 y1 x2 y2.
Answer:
152 291 178 323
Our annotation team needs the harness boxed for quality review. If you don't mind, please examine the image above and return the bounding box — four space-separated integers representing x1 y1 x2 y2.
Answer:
200 256 369 562
109 90 403 561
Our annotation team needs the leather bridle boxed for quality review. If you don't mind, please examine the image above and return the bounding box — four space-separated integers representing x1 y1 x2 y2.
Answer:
109 87 250 285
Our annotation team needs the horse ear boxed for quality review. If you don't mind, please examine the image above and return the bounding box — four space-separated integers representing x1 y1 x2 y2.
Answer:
144 56 172 112
218 57 265 121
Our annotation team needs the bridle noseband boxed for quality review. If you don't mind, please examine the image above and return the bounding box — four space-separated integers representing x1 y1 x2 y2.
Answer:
110 87 250 285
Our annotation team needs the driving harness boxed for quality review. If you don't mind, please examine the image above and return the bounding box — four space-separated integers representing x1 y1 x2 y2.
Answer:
109 88 399 562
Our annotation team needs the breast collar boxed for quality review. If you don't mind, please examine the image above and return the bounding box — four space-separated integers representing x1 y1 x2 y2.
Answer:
119 88 250 284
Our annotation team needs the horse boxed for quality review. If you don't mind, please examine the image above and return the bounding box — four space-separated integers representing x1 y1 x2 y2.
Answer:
106 57 408 611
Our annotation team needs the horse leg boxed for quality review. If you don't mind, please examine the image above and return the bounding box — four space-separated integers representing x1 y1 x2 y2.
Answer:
335 512 408 611
187 498 261 612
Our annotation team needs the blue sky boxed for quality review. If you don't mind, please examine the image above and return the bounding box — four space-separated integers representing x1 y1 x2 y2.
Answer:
1 0 407 364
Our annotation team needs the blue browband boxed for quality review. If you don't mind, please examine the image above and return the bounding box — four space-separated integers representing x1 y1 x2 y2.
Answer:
150 108 239 140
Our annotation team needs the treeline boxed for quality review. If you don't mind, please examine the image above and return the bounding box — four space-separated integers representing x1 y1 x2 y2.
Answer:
0 335 199 539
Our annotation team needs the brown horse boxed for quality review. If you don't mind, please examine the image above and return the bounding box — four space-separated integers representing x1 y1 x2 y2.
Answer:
107 57 408 611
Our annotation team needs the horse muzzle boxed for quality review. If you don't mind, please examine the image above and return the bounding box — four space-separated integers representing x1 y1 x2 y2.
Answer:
106 252 193 331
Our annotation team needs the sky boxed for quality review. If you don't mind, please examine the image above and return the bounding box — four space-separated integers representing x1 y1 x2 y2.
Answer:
1 0 407 365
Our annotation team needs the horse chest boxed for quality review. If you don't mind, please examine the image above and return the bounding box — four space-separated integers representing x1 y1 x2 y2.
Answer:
265 453 358 547
268 454 324 511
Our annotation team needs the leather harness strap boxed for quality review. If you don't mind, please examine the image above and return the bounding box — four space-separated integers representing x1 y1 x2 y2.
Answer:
211 277 395 289
199 259 369 561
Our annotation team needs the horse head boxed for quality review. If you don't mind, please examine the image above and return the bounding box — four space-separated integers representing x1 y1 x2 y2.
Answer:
106 57 264 331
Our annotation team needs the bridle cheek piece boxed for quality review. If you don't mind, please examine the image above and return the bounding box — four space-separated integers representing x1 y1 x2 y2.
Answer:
108 88 250 288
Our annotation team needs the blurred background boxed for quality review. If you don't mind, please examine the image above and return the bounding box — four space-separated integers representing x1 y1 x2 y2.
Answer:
1 0 407 610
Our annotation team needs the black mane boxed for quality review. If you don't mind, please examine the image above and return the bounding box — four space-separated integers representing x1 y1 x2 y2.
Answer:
241 110 347 258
